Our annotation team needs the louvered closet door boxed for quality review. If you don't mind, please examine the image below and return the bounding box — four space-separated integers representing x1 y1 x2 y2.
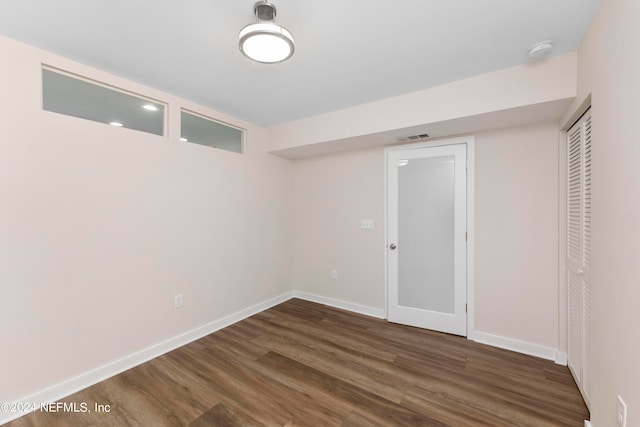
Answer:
582 113 592 404
567 109 591 408
567 119 583 383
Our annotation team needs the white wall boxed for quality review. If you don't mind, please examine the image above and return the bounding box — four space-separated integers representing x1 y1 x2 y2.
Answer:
0 36 293 403
292 147 385 309
565 0 640 424
292 122 560 353
269 53 576 153
475 123 559 349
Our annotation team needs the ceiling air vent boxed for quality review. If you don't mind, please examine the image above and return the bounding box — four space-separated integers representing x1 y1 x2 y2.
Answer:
397 133 430 142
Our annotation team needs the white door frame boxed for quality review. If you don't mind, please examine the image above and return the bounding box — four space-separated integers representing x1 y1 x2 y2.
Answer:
384 135 475 339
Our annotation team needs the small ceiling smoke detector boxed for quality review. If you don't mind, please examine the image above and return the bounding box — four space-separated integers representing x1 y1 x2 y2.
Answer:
528 40 554 59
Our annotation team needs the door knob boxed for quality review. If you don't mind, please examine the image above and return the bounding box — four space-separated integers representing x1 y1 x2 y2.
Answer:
389 243 397 250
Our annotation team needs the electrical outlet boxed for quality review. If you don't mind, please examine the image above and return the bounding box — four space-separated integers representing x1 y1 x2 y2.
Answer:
331 270 338 280
174 294 184 309
617 395 627 427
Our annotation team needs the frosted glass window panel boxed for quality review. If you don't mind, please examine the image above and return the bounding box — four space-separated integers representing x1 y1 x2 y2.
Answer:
180 111 244 154
42 68 165 136
397 155 455 313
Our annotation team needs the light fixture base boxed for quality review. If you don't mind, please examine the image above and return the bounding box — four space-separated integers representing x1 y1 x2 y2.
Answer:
254 1 276 21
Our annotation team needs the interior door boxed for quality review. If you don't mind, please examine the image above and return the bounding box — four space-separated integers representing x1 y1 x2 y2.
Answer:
387 143 467 336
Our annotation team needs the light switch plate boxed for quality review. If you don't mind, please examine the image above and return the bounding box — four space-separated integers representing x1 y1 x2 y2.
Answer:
361 219 374 229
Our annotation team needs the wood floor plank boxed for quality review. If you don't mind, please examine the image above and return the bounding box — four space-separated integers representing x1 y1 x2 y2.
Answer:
256 351 446 426
248 310 399 362
252 330 409 403
189 403 262 427
402 381 560 427
121 356 219 423
394 351 586 425
191 342 347 426
6 299 589 426
169 346 295 426
199 327 270 361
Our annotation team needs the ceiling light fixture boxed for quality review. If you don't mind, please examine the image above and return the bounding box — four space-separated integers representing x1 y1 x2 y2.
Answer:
109 121 123 127
239 1 294 64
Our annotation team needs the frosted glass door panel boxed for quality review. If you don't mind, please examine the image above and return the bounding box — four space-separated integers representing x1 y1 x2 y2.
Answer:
398 156 455 313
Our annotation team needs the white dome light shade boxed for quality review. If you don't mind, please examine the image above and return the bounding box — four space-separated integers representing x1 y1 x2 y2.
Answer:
239 22 294 63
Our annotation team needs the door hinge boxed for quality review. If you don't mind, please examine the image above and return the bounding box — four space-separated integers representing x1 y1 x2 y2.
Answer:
465 232 468 241
465 303 468 313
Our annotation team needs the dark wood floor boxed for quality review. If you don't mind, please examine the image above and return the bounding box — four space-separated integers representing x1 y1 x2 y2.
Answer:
8 299 589 426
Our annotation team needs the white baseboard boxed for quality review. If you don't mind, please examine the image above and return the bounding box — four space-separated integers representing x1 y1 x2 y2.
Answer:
555 351 568 366
0 291 294 426
293 291 385 319
473 331 559 362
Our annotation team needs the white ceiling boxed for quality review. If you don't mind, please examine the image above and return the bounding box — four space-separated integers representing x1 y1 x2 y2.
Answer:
0 0 602 127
